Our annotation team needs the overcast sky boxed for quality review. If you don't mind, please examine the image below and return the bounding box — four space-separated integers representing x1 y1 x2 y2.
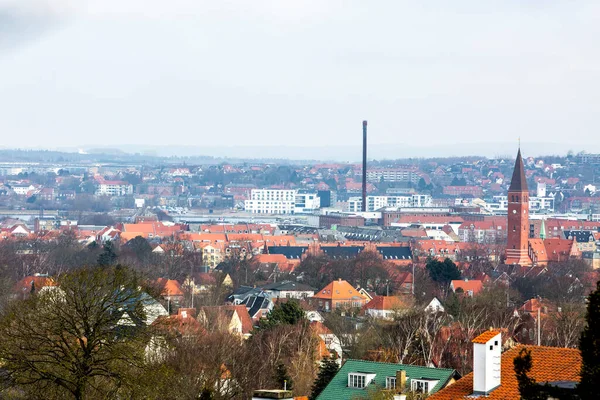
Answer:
1 0 599 158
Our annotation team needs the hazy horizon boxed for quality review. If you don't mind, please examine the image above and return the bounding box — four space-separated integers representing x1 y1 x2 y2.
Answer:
1 1 600 153
0 140 587 163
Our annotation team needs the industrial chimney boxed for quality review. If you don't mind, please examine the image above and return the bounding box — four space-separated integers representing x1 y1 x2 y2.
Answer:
362 120 367 212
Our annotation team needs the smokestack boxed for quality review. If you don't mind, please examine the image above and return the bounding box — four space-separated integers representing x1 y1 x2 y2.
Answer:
362 120 367 212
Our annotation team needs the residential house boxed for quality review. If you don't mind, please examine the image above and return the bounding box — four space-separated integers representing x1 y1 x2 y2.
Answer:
424 297 445 313
317 359 457 399
13 274 56 299
254 253 299 274
198 305 254 338
311 321 343 363
261 280 316 299
308 279 368 312
428 331 581 399
156 278 185 305
240 293 274 322
450 280 483 297
362 296 411 320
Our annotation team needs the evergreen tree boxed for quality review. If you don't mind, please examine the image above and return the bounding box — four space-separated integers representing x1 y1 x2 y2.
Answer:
274 363 293 390
309 358 339 400
579 281 600 398
97 241 118 267
257 300 305 330
426 257 461 284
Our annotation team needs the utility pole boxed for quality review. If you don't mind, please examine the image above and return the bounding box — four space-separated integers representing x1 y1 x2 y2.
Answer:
537 307 541 346
412 263 415 296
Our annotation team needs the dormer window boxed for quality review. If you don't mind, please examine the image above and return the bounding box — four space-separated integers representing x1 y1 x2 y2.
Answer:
348 373 375 389
386 377 397 389
411 379 438 393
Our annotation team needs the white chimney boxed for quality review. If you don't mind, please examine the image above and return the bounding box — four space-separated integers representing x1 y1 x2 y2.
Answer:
472 330 501 395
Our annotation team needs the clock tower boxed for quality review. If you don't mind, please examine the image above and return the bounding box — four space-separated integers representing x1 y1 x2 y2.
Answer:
505 148 531 266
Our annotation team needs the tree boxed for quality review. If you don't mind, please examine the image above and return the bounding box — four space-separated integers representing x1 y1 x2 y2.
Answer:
426 257 461 284
97 241 118 266
258 300 305 330
273 363 293 390
579 281 600 398
0 267 150 400
310 358 339 400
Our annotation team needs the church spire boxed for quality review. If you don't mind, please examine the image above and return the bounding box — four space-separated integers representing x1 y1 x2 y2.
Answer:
509 148 528 192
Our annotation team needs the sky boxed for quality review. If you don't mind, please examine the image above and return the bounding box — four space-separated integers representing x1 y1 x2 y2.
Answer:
1 0 600 160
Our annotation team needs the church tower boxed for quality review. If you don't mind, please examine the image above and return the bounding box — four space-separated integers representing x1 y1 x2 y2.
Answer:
505 148 531 266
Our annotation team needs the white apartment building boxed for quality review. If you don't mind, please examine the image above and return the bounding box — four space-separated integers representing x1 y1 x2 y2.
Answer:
366 169 422 184
347 194 432 212
488 195 555 212
244 189 297 214
96 181 134 196
294 191 320 214
11 184 36 195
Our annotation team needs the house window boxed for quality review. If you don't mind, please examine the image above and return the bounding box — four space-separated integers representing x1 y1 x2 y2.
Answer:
349 374 366 388
386 377 396 389
411 379 435 393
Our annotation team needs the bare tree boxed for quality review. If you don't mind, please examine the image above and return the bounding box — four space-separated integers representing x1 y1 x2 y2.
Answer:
0 267 151 400
542 302 586 348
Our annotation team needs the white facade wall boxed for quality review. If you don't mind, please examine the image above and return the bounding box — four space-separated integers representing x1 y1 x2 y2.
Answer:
96 183 133 196
294 192 320 213
263 289 314 299
490 195 554 212
347 195 432 212
366 170 421 183
244 189 296 214
12 185 34 195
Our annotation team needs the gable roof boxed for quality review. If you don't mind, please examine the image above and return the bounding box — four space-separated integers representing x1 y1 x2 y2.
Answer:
156 278 184 297
199 305 254 334
312 279 365 301
450 280 483 295
317 359 456 400
362 296 408 311
472 330 501 344
509 148 528 192
428 346 581 400
261 280 316 292
14 275 56 294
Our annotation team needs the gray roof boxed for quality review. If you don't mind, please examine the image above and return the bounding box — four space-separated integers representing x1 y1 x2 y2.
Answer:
261 280 316 292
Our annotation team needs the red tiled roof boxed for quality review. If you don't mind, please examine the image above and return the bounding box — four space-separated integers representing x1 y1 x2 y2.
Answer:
472 330 501 344
312 279 365 301
14 276 56 294
157 278 184 297
428 346 581 400
451 280 483 295
362 296 408 311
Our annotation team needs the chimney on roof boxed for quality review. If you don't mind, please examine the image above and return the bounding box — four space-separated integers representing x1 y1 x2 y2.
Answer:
395 370 406 394
472 331 501 395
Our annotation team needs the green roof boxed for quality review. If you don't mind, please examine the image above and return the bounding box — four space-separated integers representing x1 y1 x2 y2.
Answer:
317 359 456 400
